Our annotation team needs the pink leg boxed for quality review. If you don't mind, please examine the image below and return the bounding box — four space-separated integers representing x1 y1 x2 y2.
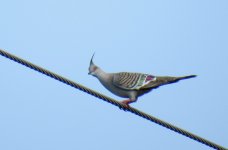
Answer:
121 99 132 107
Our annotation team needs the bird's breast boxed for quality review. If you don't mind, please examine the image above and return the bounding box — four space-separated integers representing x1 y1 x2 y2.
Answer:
98 78 130 98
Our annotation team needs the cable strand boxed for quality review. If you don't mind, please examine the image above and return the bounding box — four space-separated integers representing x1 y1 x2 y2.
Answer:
0 49 227 150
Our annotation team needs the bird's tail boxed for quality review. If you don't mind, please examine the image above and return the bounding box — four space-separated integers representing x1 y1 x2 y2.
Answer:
175 75 197 80
158 75 197 84
141 75 196 89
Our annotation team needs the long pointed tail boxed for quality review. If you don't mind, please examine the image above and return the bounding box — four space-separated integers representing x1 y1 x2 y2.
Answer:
176 75 197 80
159 75 197 85
142 75 197 89
161 75 197 84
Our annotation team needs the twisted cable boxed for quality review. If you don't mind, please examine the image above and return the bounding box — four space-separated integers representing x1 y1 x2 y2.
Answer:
0 49 226 150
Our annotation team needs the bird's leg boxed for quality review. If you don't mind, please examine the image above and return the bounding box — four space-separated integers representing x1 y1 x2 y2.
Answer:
120 98 137 108
121 99 132 107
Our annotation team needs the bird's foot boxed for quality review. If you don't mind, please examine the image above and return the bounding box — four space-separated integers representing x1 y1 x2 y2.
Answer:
120 99 131 110
121 99 131 106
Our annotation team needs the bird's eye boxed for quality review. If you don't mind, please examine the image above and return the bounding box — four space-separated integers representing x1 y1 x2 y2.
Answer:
93 66 97 72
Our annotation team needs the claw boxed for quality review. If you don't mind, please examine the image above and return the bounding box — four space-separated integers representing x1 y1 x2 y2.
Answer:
119 106 127 111
121 99 132 109
121 99 132 104
118 99 132 111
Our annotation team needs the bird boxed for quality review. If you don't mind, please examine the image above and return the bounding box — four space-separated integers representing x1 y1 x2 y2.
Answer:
88 54 196 107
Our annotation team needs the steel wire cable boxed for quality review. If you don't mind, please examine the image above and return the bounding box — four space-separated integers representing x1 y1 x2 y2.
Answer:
0 49 227 150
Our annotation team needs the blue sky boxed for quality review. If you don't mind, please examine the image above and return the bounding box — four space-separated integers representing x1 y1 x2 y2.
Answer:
0 0 227 150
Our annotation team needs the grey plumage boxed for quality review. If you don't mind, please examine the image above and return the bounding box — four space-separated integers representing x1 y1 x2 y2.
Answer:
88 54 196 106
113 72 148 90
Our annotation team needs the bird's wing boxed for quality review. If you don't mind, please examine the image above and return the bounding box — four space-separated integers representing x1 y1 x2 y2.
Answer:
112 72 156 90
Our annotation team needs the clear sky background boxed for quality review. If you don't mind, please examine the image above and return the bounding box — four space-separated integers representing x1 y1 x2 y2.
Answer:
0 0 227 150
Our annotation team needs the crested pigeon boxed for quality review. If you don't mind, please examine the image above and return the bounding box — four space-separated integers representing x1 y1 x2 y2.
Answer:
88 54 196 107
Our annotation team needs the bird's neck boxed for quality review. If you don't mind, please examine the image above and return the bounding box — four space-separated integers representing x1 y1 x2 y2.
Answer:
95 67 106 78
95 68 111 82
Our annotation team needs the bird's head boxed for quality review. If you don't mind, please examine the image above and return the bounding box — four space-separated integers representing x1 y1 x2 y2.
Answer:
88 53 98 76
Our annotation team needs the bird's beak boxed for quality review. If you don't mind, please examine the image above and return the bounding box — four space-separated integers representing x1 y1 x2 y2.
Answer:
88 71 95 76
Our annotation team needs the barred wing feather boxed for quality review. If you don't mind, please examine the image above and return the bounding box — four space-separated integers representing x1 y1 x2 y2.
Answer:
112 72 156 90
